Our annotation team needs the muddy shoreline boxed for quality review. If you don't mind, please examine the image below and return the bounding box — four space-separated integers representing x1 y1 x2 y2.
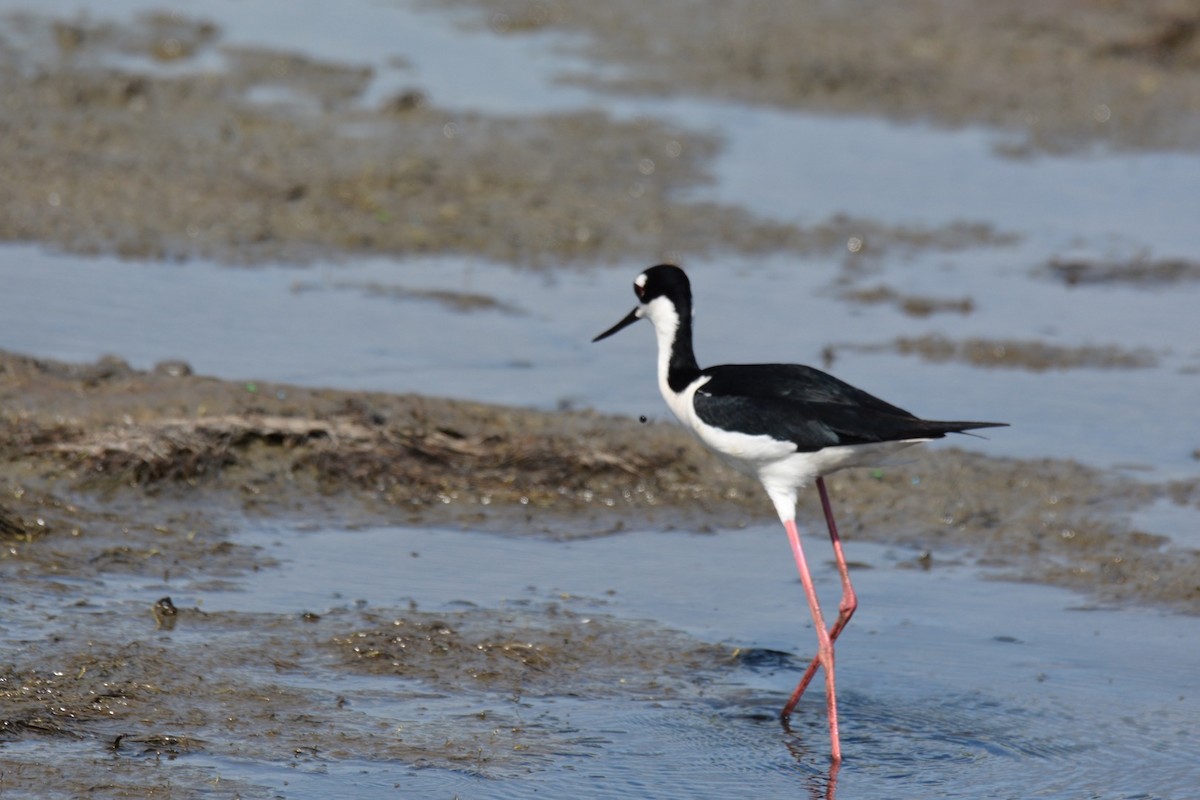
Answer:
4 348 1196 609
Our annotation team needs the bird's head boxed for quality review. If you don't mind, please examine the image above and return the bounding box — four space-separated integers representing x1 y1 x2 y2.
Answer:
593 264 692 343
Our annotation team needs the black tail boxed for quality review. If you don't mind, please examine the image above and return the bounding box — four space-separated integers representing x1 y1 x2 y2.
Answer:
922 420 1008 438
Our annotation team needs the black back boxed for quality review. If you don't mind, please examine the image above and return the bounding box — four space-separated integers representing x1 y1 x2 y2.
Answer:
693 363 1004 452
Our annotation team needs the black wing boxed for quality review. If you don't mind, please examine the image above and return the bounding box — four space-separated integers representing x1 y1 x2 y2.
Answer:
693 364 1004 452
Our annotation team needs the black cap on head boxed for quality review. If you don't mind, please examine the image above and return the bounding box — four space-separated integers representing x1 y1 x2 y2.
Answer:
634 264 690 304
594 264 690 343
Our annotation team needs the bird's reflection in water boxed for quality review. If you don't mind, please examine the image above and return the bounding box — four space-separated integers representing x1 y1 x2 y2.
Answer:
781 717 840 800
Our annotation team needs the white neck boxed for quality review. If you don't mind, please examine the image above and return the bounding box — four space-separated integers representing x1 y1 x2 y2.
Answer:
644 297 682 404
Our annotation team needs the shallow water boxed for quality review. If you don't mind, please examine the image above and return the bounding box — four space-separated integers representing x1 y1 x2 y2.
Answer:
4 239 1200 476
11 521 1197 798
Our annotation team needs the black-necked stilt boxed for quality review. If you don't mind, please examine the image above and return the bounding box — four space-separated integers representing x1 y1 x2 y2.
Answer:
593 264 1005 763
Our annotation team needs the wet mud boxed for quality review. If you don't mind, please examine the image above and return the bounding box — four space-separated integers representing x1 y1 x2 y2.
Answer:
3 348 1197 607
1045 255 1200 287
1 596 728 785
838 285 975 318
0 11 1010 268
830 334 1159 371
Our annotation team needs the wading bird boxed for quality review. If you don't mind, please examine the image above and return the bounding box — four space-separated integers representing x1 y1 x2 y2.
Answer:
593 264 1005 762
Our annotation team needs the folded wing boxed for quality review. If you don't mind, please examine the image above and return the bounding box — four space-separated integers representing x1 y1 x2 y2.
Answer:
694 364 1005 453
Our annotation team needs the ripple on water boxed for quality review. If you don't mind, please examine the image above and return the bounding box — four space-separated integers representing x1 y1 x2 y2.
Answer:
805 688 1197 799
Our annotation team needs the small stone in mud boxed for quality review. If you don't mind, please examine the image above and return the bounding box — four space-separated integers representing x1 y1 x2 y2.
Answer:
154 596 178 614
122 733 207 756
153 359 193 377
71 355 134 385
730 648 798 671
153 596 178 629
385 88 427 112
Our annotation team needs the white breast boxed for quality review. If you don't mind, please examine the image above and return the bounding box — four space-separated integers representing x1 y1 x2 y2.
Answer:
663 374 797 472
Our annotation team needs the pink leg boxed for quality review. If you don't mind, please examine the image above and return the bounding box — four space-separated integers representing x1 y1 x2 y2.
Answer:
782 477 858 717
780 515 842 762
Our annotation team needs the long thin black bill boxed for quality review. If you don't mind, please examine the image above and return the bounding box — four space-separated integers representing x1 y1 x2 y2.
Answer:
592 308 641 342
